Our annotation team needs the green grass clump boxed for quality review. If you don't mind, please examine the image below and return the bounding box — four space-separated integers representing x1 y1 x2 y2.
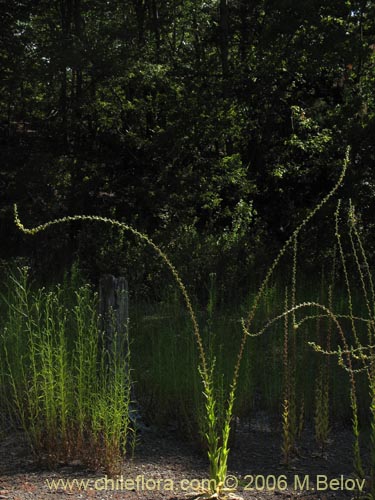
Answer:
0 267 134 473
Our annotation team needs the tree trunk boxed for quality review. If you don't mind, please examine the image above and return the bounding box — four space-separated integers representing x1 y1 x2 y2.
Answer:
219 0 229 94
134 0 146 46
151 0 161 62
60 0 72 147
99 275 129 364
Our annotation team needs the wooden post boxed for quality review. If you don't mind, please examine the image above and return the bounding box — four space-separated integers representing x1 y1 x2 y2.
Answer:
99 274 129 362
98 274 144 430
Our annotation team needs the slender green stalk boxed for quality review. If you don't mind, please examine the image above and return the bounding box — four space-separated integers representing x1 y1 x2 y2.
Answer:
14 206 222 488
281 287 292 465
238 147 349 402
335 201 361 350
14 206 208 382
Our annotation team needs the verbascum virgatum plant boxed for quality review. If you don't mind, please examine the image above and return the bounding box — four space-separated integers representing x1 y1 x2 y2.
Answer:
14 146 350 497
13 205 233 496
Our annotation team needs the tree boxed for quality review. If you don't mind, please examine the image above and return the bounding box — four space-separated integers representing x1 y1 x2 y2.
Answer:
1 0 374 297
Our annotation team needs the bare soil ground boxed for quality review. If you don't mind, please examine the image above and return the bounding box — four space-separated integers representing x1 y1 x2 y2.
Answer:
0 413 369 500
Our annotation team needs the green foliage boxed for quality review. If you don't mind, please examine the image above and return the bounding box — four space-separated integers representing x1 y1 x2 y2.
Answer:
0 267 134 473
11 145 351 497
13 207 234 495
12 144 375 499
1 0 375 296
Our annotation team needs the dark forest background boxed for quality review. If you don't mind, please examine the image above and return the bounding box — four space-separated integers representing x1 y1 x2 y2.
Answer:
1 0 375 300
